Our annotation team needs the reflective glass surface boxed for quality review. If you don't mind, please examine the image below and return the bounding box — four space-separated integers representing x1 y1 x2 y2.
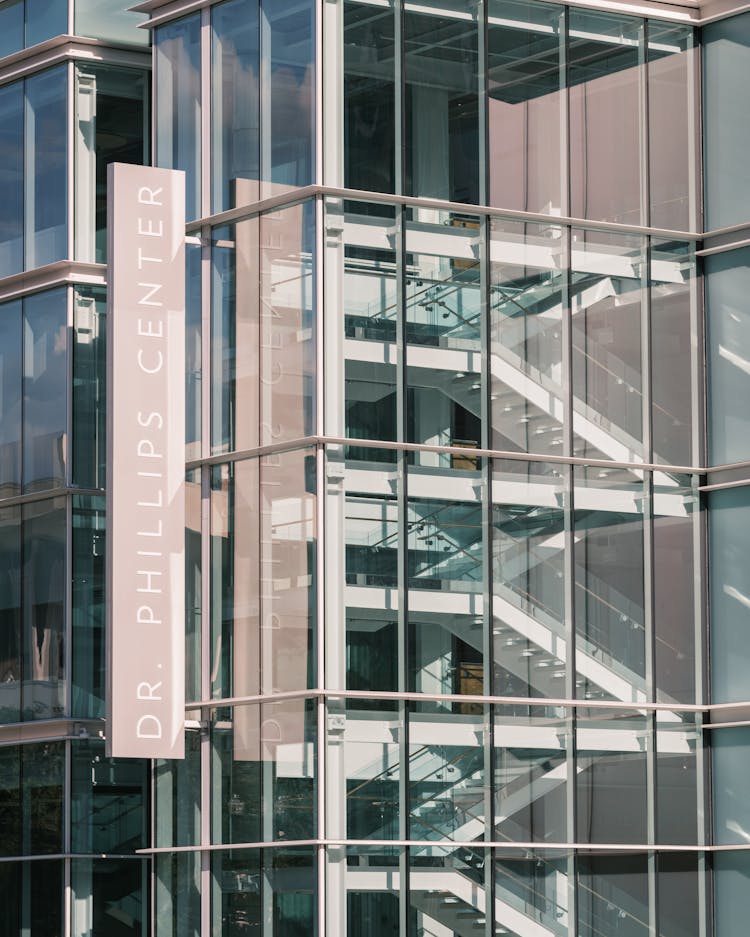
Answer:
156 15 201 220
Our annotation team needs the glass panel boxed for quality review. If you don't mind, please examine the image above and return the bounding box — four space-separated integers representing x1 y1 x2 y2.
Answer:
577 853 649 937
71 739 148 853
75 65 148 263
25 67 67 269
156 731 201 848
494 705 569 843
648 26 695 231
338 447 399 698
571 229 643 461
576 709 648 844
705 248 750 465
410 845 486 936
0 860 62 936
709 487 750 703
703 15 750 230
0 863 20 934
0 82 23 277
186 469 201 703
211 201 316 454
156 852 201 937
23 287 67 493
24 0 66 46
72 495 105 718
212 0 260 212
22 498 66 720
574 470 645 702
75 0 149 45
408 703 485 842
490 219 564 455
0 746 21 856
328 700 400 841
210 450 316 702
71 857 147 937
345 846 401 937
210 847 316 937
24 741 64 853
492 460 566 699
0 744 63 856
328 198 398 453
494 849 569 936
212 700 317 843
186 242 202 461
713 727 750 845
0 300 22 497
650 239 694 467
656 712 698 845
0 0 23 59
259 202 316 444
658 854 699 937
405 208 482 466
714 851 750 937
262 0 315 193
211 224 243 454
653 475 697 704
73 287 106 489
155 15 201 220
404 0 479 204
569 10 642 225
343 0 395 194
0 508 21 724
488 0 562 215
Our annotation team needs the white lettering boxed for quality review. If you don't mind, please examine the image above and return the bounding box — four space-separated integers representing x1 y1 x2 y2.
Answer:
137 681 163 701
138 186 163 206
137 439 162 459
138 411 164 429
137 606 162 625
137 519 163 538
136 569 162 594
137 349 163 374
137 216 164 237
136 715 162 739
138 283 163 307
137 320 164 339
138 248 163 270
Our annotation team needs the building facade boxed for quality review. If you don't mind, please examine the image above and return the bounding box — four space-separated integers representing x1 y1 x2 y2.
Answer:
4 0 750 935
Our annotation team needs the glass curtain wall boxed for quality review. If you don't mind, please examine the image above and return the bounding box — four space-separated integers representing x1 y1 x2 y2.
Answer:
338 1 697 229
0 66 68 278
153 186 705 937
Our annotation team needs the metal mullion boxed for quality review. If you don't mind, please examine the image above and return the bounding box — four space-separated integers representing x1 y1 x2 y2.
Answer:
478 0 488 210
560 6 570 220
559 215 578 937
640 22 650 230
200 5 211 220
641 230 658 934
395 194 410 937
395 0 404 198
479 212 494 937
314 190 326 937
199 211 212 936
63 740 71 937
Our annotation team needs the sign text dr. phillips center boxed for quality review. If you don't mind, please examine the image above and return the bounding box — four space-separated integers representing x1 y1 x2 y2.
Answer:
106 164 185 759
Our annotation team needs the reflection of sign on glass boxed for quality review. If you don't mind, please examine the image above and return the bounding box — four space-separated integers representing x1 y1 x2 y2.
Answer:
106 164 185 760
